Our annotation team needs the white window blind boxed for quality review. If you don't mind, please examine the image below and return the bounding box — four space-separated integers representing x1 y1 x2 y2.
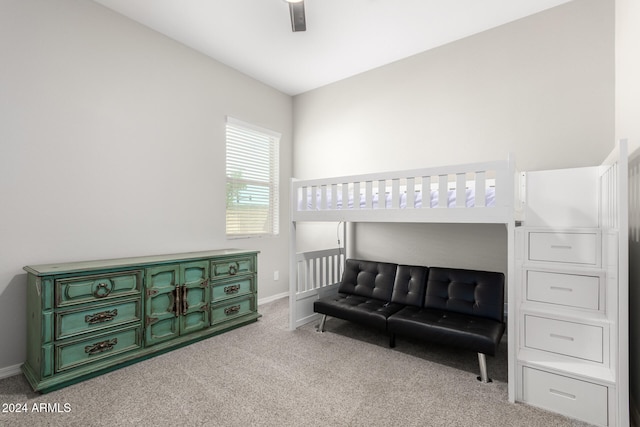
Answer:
225 117 280 238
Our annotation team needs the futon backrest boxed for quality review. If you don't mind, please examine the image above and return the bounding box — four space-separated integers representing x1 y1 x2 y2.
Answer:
391 265 429 307
424 267 505 322
338 259 398 301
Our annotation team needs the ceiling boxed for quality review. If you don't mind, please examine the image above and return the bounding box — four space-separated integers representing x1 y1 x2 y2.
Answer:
92 0 573 96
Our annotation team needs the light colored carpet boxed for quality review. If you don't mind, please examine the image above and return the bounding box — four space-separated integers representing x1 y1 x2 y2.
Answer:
0 297 593 426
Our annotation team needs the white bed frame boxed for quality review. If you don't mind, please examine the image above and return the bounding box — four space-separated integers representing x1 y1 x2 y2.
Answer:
288 142 630 423
289 155 518 331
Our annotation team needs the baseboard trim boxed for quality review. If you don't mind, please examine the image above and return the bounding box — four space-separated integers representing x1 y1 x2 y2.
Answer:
0 363 22 380
258 292 288 306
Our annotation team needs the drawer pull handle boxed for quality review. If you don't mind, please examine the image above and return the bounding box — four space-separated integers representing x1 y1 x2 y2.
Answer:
173 286 180 318
549 286 573 292
550 333 574 341
93 282 113 298
85 309 118 324
228 263 239 276
550 245 572 250
224 305 241 315
182 285 189 314
85 338 118 355
549 388 576 400
224 284 241 294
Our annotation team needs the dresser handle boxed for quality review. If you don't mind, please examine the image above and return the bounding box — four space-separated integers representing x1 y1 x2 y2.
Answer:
174 286 181 318
85 309 118 324
549 388 576 400
549 286 573 292
93 282 113 298
224 305 241 315
182 286 189 313
85 338 118 355
224 284 241 294
228 263 239 276
550 245 572 250
550 333 574 341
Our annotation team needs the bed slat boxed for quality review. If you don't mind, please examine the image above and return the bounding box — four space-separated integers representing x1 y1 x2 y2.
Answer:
476 171 486 208
438 175 448 208
456 173 466 208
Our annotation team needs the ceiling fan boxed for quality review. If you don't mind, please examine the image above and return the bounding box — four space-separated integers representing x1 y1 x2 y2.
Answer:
285 0 306 32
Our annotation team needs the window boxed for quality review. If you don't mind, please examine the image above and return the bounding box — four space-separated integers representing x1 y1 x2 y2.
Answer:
225 117 280 238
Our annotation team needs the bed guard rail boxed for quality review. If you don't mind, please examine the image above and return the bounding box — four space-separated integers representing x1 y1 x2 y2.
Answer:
290 248 345 329
291 157 516 223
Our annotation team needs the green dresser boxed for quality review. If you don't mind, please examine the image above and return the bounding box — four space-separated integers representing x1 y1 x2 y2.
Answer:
22 249 260 393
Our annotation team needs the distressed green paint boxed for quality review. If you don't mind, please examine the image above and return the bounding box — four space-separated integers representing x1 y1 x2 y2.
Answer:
210 295 256 325
56 298 141 340
42 345 53 378
212 276 255 301
42 312 53 344
55 325 142 372
179 261 210 335
41 279 54 311
22 249 259 393
211 256 254 279
56 271 141 307
145 264 180 346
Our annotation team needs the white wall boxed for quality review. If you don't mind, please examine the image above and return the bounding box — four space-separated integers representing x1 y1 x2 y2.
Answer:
0 0 292 372
292 0 614 273
615 0 640 420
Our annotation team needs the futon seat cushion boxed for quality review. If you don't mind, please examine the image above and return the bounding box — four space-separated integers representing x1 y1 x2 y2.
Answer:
387 306 505 355
314 293 404 331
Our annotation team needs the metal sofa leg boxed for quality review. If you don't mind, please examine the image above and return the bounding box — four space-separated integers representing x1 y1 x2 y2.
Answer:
317 315 327 333
477 353 492 383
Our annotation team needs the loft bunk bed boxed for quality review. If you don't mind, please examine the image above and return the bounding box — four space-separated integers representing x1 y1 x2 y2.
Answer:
288 140 631 426
289 157 518 335
289 155 519 326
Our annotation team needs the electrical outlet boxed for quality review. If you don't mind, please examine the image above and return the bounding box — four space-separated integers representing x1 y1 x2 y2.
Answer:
273 270 279 281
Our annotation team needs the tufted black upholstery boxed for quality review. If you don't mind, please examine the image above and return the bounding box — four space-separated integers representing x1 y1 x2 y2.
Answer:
391 265 429 307
338 259 398 301
313 294 403 331
386 307 505 356
314 259 402 331
313 259 506 378
423 267 505 322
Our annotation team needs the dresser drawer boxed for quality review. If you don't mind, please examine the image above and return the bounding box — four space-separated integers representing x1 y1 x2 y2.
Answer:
210 295 256 325
528 232 598 265
56 298 141 340
522 367 608 426
55 270 142 307
524 315 603 362
211 257 255 280
211 276 255 302
55 325 142 372
526 270 600 310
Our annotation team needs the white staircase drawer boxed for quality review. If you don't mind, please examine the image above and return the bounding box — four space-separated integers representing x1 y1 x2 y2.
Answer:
528 232 598 265
526 270 600 310
524 315 604 362
522 367 608 426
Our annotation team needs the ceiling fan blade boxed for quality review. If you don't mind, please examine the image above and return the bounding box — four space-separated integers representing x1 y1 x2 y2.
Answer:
289 1 306 32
